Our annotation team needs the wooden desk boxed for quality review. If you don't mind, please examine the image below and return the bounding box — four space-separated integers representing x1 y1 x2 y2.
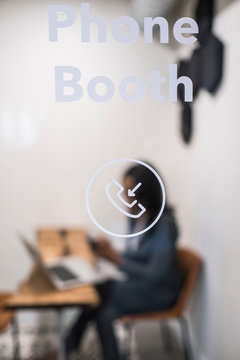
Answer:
5 268 99 310
4 229 100 360
6 284 99 309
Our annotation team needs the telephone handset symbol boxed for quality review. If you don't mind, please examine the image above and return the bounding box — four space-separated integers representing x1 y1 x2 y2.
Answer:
105 179 146 219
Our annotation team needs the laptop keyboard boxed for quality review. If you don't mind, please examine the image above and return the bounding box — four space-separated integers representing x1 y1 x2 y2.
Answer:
49 265 79 281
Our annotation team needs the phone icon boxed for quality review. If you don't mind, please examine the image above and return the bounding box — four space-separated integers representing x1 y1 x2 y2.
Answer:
105 179 146 219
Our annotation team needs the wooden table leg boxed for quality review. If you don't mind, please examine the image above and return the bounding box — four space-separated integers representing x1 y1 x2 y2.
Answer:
12 315 21 360
56 309 65 360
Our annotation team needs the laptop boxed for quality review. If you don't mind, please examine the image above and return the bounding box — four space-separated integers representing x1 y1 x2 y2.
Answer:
19 234 125 290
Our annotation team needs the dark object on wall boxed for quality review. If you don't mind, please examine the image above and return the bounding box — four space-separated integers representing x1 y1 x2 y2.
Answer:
180 103 193 143
200 34 224 93
178 0 224 143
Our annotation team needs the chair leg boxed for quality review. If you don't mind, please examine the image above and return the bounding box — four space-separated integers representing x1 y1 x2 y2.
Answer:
160 321 173 352
179 317 194 360
122 323 133 360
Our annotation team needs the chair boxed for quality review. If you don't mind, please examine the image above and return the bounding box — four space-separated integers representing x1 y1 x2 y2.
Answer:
0 292 14 333
119 248 203 360
37 228 95 265
0 292 16 358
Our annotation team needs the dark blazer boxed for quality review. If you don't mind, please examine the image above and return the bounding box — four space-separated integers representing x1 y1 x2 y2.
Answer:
111 210 183 315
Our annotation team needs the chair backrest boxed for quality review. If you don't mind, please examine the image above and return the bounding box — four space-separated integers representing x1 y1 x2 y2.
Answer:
174 248 203 316
37 228 95 265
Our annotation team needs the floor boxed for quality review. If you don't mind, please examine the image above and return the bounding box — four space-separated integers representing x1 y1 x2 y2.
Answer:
0 317 185 360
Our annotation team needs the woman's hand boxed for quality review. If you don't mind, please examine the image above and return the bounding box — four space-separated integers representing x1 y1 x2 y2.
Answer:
93 237 122 265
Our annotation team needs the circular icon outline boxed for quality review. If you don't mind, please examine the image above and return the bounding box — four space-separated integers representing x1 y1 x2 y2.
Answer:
86 158 166 238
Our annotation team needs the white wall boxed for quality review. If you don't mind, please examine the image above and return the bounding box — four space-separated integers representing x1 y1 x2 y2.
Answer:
0 0 240 359
189 3 240 359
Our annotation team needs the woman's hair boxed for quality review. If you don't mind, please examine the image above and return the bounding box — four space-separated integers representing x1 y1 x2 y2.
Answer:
123 162 171 227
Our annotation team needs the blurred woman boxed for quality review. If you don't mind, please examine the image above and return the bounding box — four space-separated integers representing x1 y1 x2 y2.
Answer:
65 163 183 360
